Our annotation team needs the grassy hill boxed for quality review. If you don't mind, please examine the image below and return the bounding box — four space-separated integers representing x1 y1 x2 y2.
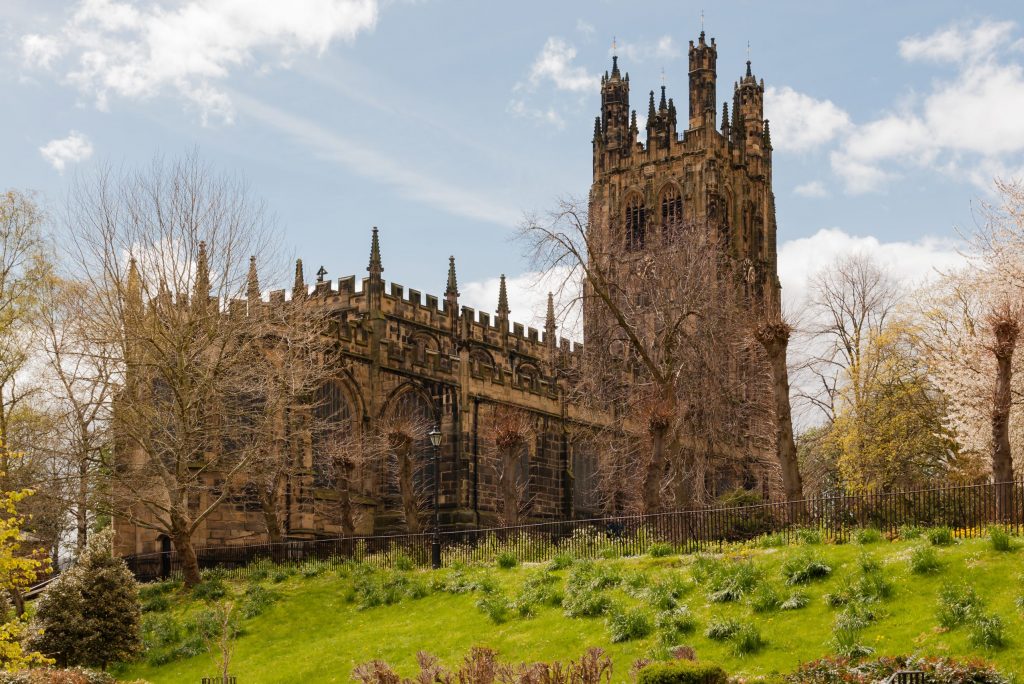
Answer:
115 529 1024 683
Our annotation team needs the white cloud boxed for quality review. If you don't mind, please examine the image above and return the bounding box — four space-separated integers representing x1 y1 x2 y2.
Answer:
794 181 827 198
614 36 680 63
830 20 1024 194
237 93 521 227
39 131 94 172
528 37 598 92
899 20 1015 63
576 19 595 39
777 228 967 313
763 86 851 153
508 99 565 129
20 0 378 124
462 267 582 341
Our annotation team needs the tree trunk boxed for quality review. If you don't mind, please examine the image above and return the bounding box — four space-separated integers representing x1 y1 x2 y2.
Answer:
756 321 804 506
500 446 520 526
338 462 356 538
398 449 421 534
642 426 667 514
172 529 202 587
76 456 90 554
991 314 1018 520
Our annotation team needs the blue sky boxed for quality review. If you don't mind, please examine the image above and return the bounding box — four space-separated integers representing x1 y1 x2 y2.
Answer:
3 0 1024 326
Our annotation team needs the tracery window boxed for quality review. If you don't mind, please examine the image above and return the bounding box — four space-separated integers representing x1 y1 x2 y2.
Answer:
624 194 646 251
660 187 682 242
572 441 600 512
311 381 353 488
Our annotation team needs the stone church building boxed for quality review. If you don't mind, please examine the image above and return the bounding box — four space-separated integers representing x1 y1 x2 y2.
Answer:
116 32 781 555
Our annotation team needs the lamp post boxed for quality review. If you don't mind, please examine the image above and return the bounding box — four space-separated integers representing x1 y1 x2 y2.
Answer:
428 425 442 569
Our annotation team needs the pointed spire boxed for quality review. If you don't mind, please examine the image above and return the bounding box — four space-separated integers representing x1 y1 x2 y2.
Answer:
630 109 638 137
293 258 305 299
648 90 656 120
593 116 602 143
667 97 676 127
368 226 383 277
126 256 142 319
246 255 260 303
721 101 730 132
746 59 752 79
763 119 772 150
659 85 667 111
545 292 556 338
611 54 620 79
445 256 459 298
497 274 510 318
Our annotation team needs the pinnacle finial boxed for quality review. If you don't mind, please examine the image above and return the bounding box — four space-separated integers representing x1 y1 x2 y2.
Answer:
763 119 772 149
593 116 602 142
746 59 752 78
194 240 210 302
497 274 510 318
293 258 305 299
545 292 556 335
648 90 656 119
721 101 730 131
368 226 383 277
445 255 459 298
247 255 260 302
659 84 667 111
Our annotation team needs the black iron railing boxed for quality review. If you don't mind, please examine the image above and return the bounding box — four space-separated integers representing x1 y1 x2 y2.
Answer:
123 480 1024 582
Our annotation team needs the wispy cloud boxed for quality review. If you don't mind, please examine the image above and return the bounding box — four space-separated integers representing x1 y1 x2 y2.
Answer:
613 36 681 63
764 86 851 153
794 181 828 198
39 131 94 172
528 37 598 92
236 94 520 227
20 0 379 125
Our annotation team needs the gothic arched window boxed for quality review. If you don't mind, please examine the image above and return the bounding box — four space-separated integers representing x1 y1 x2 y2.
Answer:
624 194 646 251
660 186 683 242
572 440 599 513
385 389 436 497
311 381 353 488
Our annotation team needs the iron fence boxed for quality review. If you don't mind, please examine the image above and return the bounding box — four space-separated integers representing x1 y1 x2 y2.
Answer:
123 480 1024 582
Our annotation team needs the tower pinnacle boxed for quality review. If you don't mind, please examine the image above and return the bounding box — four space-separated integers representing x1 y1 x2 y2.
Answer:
497 274 510 318
368 226 383 277
246 255 260 303
293 258 305 299
445 255 459 297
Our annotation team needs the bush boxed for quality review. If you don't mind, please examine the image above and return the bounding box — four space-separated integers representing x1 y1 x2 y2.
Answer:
239 584 279 618
730 623 765 656
789 655 1011 683
780 591 809 610
607 606 653 642
393 554 416 571
937 582 984 629
548 553 573 571
648 542 673 558
927 526 954 546
749 583 781 613
796 528 822 545
476 594 513 624
655 606 696 643
855 528 882 544
989 526 1014 552
781 551 832 585
969 613 1006 649
496 552 518 569
898 524 924 540
909 545 942 574
636 661 727 684
704 617 740 641
0 667 118 683
141 593 171 613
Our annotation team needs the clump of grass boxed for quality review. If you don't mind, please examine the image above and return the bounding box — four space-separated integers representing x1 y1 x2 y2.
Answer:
562 562 618 617
513 572 562 617
755 532 786 548
607 606 653 643
749 583 781 613
936 581 984 629
927 526 954 546
730 623 766 656
698 558 761 603
271 567 293 583
909 545 942 574
648 542 673 558
796 528 822 545
622 570 650 596
655 606 696 643
247 566 270 583
780 591 809 611
989 526 1014 552
496 551 518 569
476 594 512 624
548 553 573 571
393 554 416 571
857 552 881 574
352 570 430 609
192 575 227 602
300 559 328 578
704 617 741 641
831 604 875 658
781 550 832 585
898 524 923 540
855 528 883 544
969 613 1006 649
644 575 691 611
239 584 279 618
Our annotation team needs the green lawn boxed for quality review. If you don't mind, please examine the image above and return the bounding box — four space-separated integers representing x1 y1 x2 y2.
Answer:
115 534 1024 683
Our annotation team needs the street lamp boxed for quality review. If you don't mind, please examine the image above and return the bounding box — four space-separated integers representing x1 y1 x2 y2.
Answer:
428 425 443 569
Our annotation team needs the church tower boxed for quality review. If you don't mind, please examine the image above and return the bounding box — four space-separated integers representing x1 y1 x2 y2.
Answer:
587 32 780 319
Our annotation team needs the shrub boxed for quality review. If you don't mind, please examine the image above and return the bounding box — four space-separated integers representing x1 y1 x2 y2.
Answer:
749 583 781 613
780 591 809 610
548 553 573 571
0 667 118 683
655 606 696 642
796 528 822 545
393 554 416 571
645 576 690 611
636 661 727 684
496 552 518 569
704 617 740 641
476 594 512 624
790 655 1011 684
989 526 1014 552
648 542 673 558
937 582 984 629
730 623 765 656
239 584 279 619
927 526 954 546
781 551 832 585
909 545 942 574
898 524 924 540
969 613 1005 649
607 606 653 643
192 576 227 601
141 593 171 613
855 528 882 544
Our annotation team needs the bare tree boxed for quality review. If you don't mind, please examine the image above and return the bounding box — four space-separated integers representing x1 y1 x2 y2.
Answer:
521 197 774 513
988 303 1020 516
487 406 532 526
64 155 281 586
754 317 803 501
381 413 432 534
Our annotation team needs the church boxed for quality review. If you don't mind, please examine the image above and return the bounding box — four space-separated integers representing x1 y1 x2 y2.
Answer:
114 32 781 555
